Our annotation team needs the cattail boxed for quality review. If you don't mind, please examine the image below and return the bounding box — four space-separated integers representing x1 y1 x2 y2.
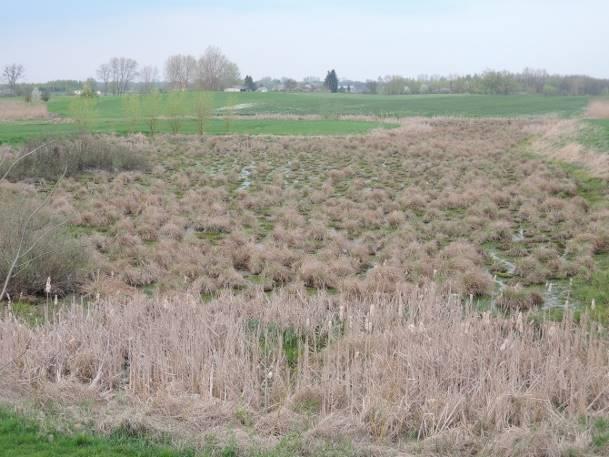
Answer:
45 277 52 295
338 305 344 321
500 338 509 352
592 299 596 310
517 312 524 333
53 295 58 306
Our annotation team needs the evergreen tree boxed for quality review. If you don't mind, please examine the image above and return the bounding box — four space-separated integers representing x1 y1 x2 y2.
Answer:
324 70 339 93
244 75 257 92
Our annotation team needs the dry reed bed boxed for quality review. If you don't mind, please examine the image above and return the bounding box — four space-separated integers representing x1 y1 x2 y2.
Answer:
586 100 609 119
1 287 608 454
0 101 49 121
26 119 608 303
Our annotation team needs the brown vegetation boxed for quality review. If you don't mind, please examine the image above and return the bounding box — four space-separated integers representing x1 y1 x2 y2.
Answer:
586 99 609 119
2 287 608 455
0 119 599 304
0 100 48 121
2 119 609 455
528 118 609 178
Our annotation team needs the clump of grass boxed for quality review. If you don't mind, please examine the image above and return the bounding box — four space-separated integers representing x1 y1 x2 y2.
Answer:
496 286 544 311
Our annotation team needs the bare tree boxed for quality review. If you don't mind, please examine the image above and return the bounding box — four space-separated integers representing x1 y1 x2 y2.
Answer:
165 54 196 90
193 92 212 135
106 57 138 96
96 63 111 95
2 64 25 95
139 65 159 94
196 47 240 91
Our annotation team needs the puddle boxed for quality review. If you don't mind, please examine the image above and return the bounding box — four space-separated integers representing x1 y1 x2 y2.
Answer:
512 227 525 242
217 103 255 112
239 164 255 190
487 233 576 309
543 279 574 309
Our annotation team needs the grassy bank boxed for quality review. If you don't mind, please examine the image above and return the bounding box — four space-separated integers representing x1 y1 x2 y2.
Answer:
0 118 394 145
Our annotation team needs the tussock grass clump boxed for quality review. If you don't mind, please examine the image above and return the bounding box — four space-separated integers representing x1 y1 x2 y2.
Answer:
1 136 150 181
496 286 544 311
4 119 607 304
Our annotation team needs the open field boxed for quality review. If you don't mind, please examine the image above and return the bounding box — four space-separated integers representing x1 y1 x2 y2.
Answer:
0 118 393 145
0 93 592 144
47 93 591 118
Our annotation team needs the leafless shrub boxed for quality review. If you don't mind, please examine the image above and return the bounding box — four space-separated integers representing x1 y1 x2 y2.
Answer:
0 193 88 297
1 136 150 181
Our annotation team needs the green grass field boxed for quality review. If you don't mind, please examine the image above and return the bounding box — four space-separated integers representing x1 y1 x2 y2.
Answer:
0 92 591 144
0 118 393 144
46 92 590 118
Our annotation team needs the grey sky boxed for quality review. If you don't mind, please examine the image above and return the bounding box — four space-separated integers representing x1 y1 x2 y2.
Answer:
2 0 608 83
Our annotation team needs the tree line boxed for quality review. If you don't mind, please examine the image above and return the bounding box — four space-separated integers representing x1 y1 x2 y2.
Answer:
371 69 609 96
3 57 609 98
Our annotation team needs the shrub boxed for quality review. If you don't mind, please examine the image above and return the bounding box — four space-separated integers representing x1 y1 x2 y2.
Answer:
0 193 89 296
1 136 150 181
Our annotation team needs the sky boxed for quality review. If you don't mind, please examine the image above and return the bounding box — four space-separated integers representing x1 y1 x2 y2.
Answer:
1 0 608 83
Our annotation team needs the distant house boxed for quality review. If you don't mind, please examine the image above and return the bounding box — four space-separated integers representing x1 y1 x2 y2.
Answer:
73 90 82 96
31 88 42 102
224 87 246 93
256 86 269 93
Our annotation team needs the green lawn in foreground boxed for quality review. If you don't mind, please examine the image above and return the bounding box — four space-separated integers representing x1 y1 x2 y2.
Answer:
0 408 351 457
46 92 590 119
0 409 194 457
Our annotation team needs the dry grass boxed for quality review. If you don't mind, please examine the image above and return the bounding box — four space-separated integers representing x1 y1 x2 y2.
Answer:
3 119 609 455
586 99 609 119
528 118 609 178
1 287 608 455
0 100 49 121
1 119 605 307
1 119 597 306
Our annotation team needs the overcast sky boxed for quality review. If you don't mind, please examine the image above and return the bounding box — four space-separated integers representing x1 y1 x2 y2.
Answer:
2 0 608 83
